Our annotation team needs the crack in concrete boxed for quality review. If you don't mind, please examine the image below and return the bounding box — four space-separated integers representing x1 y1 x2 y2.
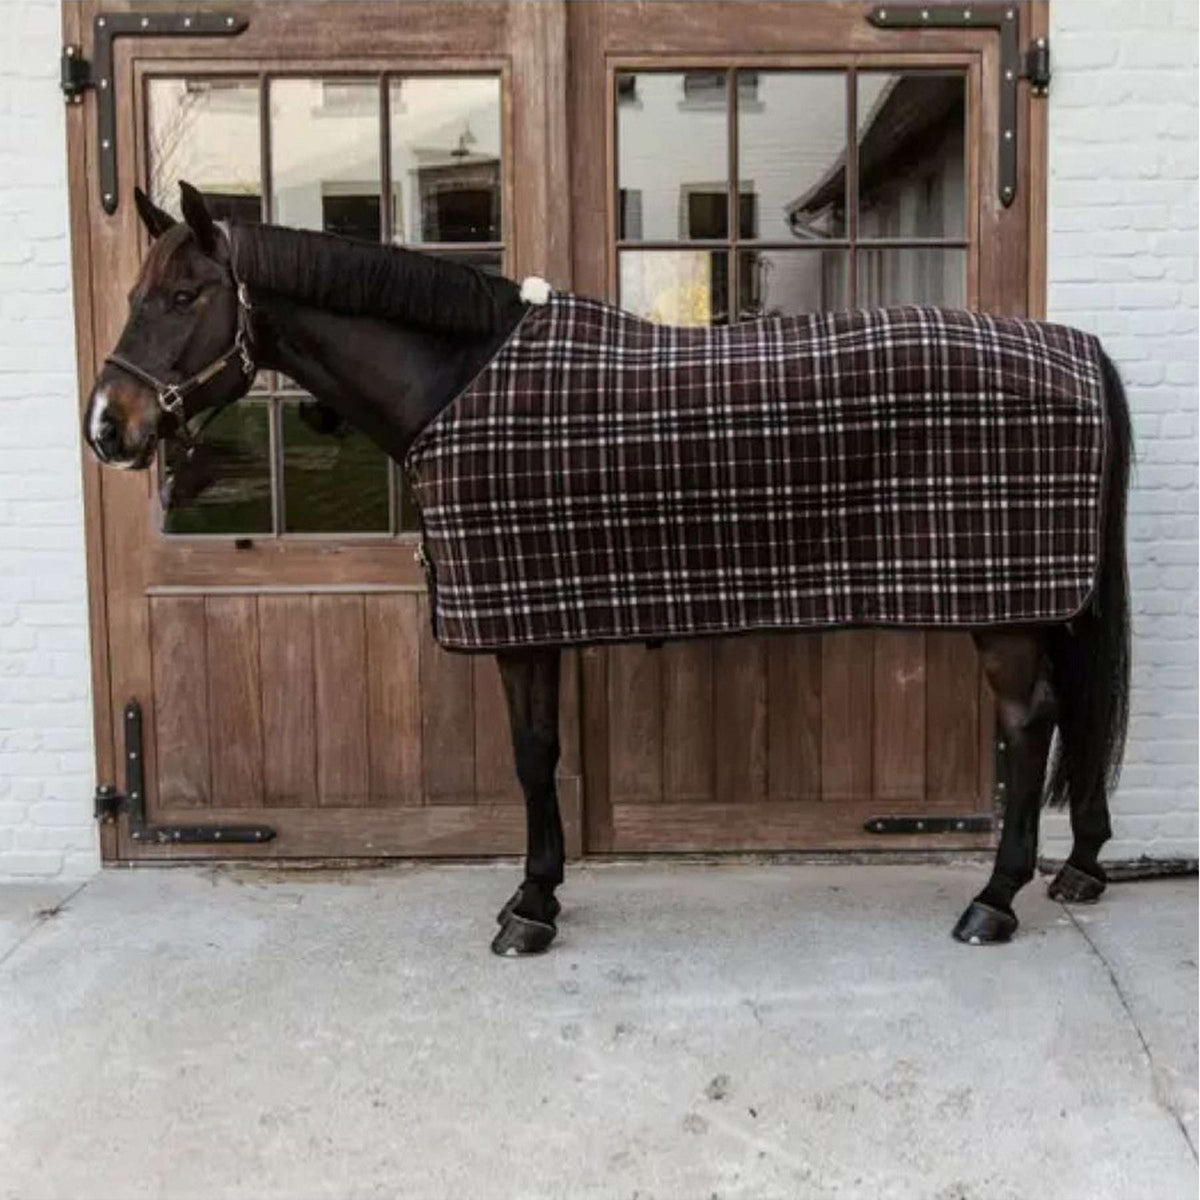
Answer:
0 880 91 971
1061 902 1198 1163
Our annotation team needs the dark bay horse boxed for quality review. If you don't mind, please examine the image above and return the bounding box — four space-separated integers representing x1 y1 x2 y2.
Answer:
84 183 1132 956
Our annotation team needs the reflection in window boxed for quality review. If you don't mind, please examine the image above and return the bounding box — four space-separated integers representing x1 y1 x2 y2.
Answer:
739 251 849 319
160 404 272 535
739 72 846 241
857 73 966 240
618 72 728 244
390 77 502 245
857 248 967 308
270 78 380 238
147 78 260 219
281 401 390 534
620 251 729 326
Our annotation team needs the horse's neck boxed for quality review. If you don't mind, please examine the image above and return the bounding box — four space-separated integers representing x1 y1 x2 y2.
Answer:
251 292 516 460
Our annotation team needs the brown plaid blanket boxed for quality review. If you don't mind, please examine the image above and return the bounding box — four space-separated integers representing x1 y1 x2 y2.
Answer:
405 293 1107 652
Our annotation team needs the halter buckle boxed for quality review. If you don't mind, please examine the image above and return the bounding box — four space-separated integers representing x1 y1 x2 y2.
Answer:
158 385 186 420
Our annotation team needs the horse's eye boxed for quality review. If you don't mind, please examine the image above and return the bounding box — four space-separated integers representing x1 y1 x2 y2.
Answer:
172 289 198 308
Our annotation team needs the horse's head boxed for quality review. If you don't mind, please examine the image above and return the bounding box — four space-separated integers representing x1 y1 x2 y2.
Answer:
84 182 254 469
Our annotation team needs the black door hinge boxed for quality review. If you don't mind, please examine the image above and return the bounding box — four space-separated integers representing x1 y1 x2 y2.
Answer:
94 700 275 847
61 12 249 216
867 5 1050 207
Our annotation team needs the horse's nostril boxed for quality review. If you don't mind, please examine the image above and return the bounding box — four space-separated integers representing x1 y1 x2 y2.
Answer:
95 414 121 458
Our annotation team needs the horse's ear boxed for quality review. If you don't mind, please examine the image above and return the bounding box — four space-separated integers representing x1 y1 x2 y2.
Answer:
179 180 217 254
133 186 175 239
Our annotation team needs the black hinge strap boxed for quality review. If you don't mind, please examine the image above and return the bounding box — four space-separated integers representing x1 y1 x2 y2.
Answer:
93 701 275 846
62 11 249 215
867 5 1050 207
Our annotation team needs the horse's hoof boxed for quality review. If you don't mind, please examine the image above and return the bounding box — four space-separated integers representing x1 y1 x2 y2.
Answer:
496 886 561 926
491 912 557 957
1048 862 1107 904
952 900 1018 945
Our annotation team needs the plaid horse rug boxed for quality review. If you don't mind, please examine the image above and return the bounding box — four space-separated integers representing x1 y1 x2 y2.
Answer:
405 291 1108 652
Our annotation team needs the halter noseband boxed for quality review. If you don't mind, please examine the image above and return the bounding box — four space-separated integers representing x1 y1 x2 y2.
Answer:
104 280 256 451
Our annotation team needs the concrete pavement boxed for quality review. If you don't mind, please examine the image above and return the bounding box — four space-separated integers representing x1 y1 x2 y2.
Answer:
1 862 1195 1199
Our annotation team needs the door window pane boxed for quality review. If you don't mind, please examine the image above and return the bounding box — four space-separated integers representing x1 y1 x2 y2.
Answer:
147 78 260 221
161 403 272 535
738 72 847 241
281 400 390 534
617 72 729 242
389 77 502 244
857 73 966 240
857 248 967 307
270 78 380 238
620 250 729 325
738 250 849 319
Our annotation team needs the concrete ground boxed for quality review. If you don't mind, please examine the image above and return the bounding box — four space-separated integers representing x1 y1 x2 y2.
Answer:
0 863 1195 1200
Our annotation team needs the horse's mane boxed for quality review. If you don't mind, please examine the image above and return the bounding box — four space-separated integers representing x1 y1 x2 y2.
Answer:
228 222 522 337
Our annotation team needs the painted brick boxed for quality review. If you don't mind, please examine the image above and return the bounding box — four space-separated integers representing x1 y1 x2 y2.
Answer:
0 0 96 880
0 0 1194 879
1042 0 1199 865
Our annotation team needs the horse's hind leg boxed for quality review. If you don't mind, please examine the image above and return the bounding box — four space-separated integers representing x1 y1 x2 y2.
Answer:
953 631 1055 945
1046 793 1110 903
492 647 564 956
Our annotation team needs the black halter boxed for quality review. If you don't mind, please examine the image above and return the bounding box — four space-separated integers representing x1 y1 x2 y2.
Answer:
104 280 256 452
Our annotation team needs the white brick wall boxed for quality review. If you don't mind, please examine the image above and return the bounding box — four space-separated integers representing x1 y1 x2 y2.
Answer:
0 0 1194 877
0 0 97 879
1041 0 1199 865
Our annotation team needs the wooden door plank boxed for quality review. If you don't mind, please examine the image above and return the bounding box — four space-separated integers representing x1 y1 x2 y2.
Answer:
258 595 317 808
205 596 263 808
580 646 612 852
608 644 663 804
312 595 370 806
926 632 979 807
767 633 822 802
150 597 210 808
419 595 475 804
714 636 768 804
820 631 873 800
473 655 521 805
872 631 926 801
365 594 423 806
662 641 714 804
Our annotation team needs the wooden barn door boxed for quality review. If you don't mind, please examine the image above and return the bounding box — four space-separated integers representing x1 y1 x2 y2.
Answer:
569 2 1047 852
67 1 576 860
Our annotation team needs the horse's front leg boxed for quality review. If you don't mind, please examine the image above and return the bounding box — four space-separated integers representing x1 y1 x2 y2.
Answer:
954 631 1056 945
492 647 564 956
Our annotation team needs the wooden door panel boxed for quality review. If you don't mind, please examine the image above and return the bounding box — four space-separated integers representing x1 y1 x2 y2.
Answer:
873 631 927 802
662 641 714 804
205 597 265 808
312 596 371 807
259 596 318 808
766 635 822 802
364 594 422 806
150 597 211 808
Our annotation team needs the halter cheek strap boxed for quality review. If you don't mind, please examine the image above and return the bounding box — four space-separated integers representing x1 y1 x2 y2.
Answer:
104 281 256 448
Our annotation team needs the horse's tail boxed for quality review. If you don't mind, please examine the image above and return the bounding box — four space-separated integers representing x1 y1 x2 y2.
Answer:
1044 347 1133 811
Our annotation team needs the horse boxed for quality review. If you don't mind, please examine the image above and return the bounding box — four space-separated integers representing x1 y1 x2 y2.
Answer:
83 182 1132 956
